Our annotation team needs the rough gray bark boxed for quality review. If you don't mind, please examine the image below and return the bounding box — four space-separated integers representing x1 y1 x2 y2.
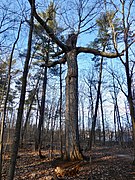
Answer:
65 48 83 160
62 33 82 160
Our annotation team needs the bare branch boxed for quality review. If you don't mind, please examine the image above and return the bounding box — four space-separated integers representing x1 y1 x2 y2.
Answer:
77 47 124 58
28 0 125 61
130 47 135 78
51 50 65 58
126 0 134 26
110 0 122 14
28 0 68 52
41 54 67 68
106 68 127 97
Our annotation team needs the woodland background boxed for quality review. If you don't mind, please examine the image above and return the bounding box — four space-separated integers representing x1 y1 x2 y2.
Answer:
0 0 135 179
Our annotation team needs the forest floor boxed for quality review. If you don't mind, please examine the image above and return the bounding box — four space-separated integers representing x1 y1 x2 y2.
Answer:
2 145 135 180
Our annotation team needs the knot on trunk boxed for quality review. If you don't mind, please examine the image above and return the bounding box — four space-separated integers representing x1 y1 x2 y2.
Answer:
66 33 78 48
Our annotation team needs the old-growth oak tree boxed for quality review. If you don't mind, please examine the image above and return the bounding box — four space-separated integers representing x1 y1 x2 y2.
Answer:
28 0 123 161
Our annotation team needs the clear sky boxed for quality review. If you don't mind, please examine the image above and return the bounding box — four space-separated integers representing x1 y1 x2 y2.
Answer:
0 0 133 129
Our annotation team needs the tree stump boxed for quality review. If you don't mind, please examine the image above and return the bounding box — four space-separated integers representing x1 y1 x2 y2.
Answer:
55 164 80 178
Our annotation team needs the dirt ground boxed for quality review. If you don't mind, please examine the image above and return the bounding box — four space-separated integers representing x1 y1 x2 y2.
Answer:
2 145 135 180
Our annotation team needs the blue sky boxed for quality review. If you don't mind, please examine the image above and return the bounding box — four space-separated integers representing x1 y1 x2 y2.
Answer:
0 0 133 129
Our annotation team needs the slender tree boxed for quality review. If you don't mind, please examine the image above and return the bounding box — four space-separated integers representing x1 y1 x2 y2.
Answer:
38 43 49 157
100 92 106 145
88 11 114 149
7 1 34 179
106 0 135 162
21 75 40 146
0 61 8 117
89 53 104 150
59 64 63 157
0 21 22 180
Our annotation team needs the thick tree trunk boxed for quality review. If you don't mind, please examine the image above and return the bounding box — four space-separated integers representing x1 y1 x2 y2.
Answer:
65 49 83 160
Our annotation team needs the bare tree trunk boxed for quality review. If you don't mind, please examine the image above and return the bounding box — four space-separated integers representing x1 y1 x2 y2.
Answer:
50 116 54 159
38 67 47 155
50 103 59 159
125 43 135 164
89 55 104 150
34 103 39 151
125 101 130 129
128 93 135 164
59 64 63 157
0 21 21 180
38 40 49 156
100 93 105 145
109 0 135 163
65 49 83 160
116 103 123 145
124 101 132 141
7 2 34 179
87 85 94 148
114 104 117 142
21 77 40 147
80 99 85 140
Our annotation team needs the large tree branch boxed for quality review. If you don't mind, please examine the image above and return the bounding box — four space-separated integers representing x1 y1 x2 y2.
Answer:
28 0 124 60
28 0 68 52
41 54 67 68
77 47 124 58
51 50 65 58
